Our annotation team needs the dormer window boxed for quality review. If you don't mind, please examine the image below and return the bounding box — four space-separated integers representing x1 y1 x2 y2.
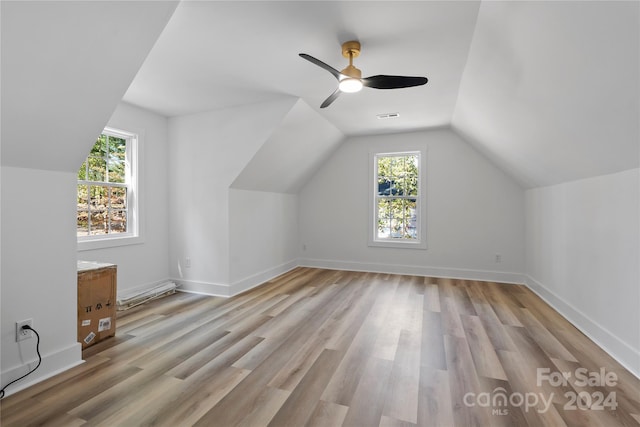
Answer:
77 127 139 249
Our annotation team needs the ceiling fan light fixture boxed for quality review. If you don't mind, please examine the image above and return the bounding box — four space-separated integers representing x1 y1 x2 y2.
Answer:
299 39 428 108
339 77 363 93
339 62 363 92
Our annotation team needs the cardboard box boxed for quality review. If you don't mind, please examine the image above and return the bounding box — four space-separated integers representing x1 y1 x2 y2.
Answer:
77 261 117 349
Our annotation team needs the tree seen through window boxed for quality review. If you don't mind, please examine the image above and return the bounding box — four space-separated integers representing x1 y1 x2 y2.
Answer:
376 153 419 240
77 132 129 236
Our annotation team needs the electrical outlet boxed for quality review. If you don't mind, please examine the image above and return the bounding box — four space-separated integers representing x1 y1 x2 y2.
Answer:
495 253 502 263
16 319 33 342
185 257 191 268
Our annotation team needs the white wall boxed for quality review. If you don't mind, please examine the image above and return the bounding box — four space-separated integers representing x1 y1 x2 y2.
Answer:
525 168 640 376
167 98 297 295
78 103 171 296
229 189 299 293
299 128 525 283
1 167 82 393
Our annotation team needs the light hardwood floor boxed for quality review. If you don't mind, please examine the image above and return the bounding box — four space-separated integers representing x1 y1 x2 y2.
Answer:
1 267 639 426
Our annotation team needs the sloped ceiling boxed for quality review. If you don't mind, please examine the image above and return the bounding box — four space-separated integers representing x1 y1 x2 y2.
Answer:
231 99 345 193
123 1 480 135
1 0 179 172
452 1 639 188
3 1 637 189
123 0 639 189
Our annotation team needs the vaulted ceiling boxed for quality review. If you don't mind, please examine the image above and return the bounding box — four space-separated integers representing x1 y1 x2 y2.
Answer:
123 1 480 136
3 1 638 189
453 1 639 187
1 1 179 172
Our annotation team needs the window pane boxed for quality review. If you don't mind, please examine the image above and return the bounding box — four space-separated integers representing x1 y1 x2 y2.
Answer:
377 199 390 220
406 176 418 196
108 137 127 183
390 217 403 238
89 185 109 210
377 156 392 178
405 199 417 239
377 178 389 196
395 176 407 196
390 156 405 178
109 210 127 233
377 199 391 238
110 187 127 209
77 185 88 206
389 199 404 238
77 211 89 236
91 134 107 156
87 156 106 181
108 159 125 183
77 161 87 180
77 185 89 235
90 211 107 235
109 136 127 150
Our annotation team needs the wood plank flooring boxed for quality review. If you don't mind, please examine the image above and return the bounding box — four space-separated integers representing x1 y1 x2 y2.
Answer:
1 267 639 426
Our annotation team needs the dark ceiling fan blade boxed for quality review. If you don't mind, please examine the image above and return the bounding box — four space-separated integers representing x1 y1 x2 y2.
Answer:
320 88 341 108
362 75 428 89
299 53 342 80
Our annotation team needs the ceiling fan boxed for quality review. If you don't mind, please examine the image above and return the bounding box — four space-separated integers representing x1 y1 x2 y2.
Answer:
299 40 428 108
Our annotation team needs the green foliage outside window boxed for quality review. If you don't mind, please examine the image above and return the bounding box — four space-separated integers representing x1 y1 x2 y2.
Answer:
77 133 128 236
376 154 419 240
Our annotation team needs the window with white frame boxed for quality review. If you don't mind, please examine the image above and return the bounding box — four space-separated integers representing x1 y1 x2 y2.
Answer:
77 128 137 241
370 151 426 249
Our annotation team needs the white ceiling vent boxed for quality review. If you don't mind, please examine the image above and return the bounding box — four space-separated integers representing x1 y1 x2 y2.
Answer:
376 112 400 119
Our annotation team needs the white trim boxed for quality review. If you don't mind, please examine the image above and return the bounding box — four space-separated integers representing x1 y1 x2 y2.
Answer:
525 275 640 379
77 234 144 251
368 150 427 249
229 260 299 296
173 260 299 298
299 257 525 284
0 342 83 398
77 126 143 250
174 279 231 298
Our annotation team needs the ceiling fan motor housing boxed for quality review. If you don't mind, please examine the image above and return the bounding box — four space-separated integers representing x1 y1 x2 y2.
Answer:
341 40 361 59
340 41 362 79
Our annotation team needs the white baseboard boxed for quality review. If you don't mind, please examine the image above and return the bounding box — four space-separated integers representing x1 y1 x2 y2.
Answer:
173 278 232 297
299 258 525 284
229 260 299 296
525 275 640 379
1 342 83 398
174 260 299 298
174 259 523 299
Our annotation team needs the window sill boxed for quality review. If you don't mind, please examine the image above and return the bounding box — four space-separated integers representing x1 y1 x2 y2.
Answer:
78 235 143 251
368 239 427 250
